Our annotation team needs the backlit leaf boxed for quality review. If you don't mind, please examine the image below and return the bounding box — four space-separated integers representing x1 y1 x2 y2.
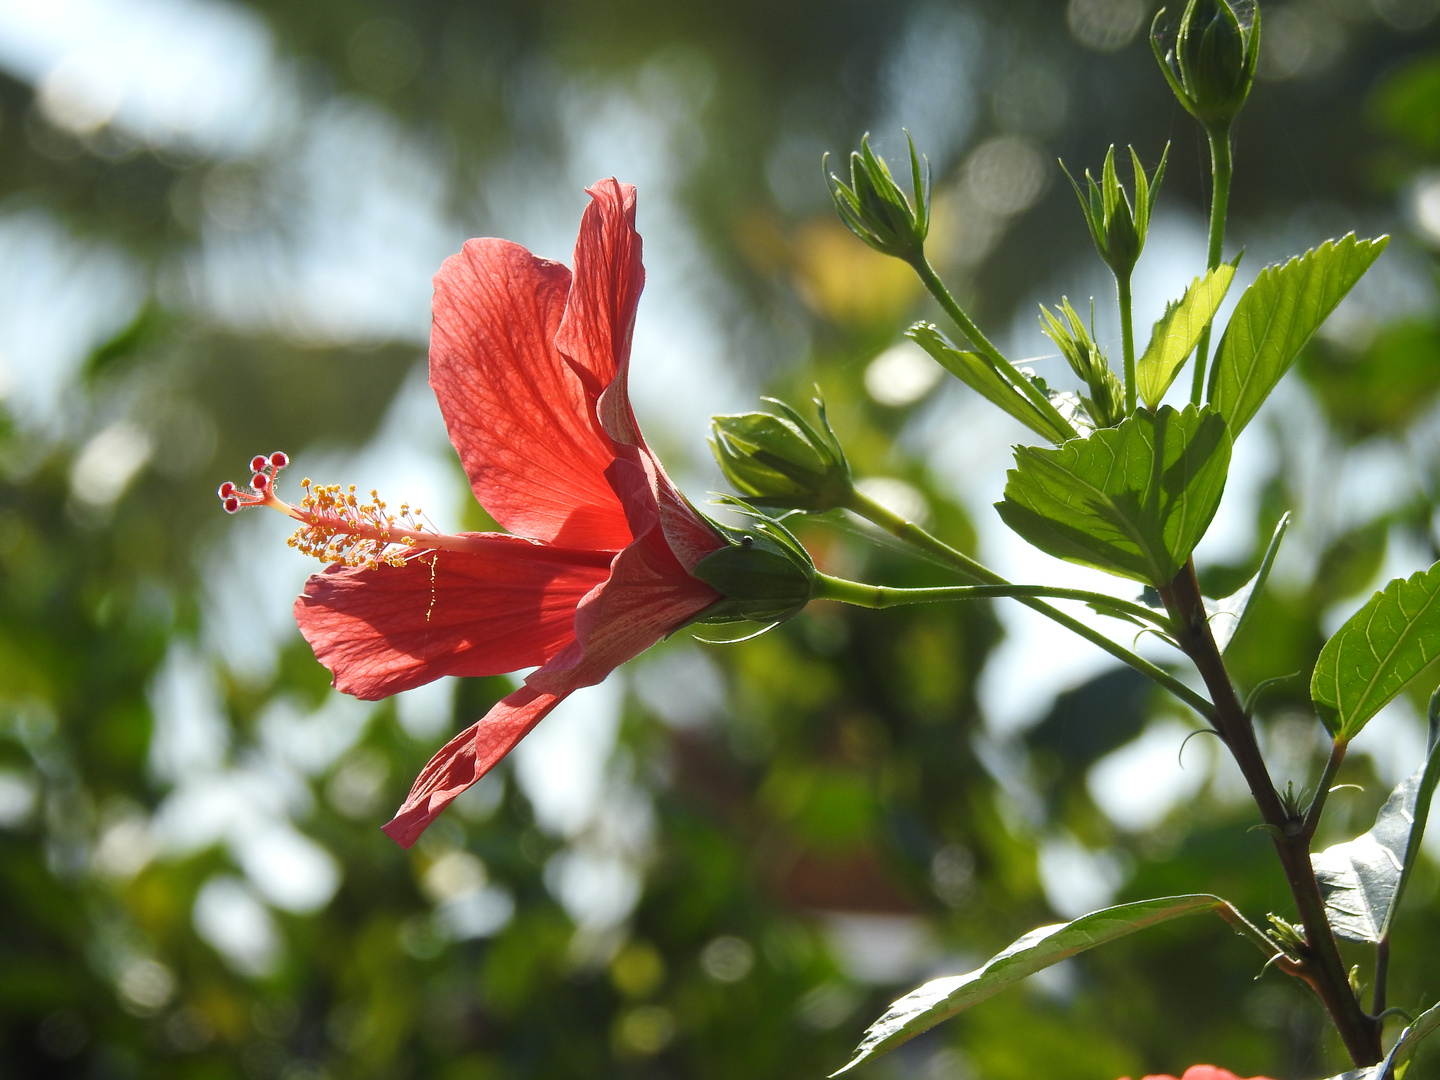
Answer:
1313 708 1440 943
1209 234 1388 437
1206 512 1290 653
832 895 1225 1075
1137 261 1237 408
908 322 1071 444
1311 561 1440 738
996 404 1231 587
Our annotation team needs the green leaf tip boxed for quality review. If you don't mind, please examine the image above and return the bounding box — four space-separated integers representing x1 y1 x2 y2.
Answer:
909 322 1073 444
1209 234 1389 438
1311 558 1440 739
832 895 1225 1075
1137 258 1238 408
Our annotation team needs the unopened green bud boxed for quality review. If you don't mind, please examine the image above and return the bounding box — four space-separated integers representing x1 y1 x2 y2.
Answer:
825 132 930 264
710 396 851 512
1061 144 1167 280
692 510 816 626
1039 298 1124 429
1152 0 1260 133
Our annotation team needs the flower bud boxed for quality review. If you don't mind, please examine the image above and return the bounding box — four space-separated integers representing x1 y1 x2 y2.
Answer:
692 509 816 626
710 396 851 512
1152 0 1260 133
825 132 930 264
1062 145 1167 281
1039 299 1124 429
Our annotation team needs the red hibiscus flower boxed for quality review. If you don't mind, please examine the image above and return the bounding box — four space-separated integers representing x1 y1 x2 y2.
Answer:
1122 1066 1276 1080
222 180 733 847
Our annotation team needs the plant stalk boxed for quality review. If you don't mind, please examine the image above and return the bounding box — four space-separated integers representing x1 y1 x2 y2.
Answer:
1373 937 1390 1016
1301 738 1349 843
910 255 1079 441
1159 559 1382 1067
812 572 1174 630
844 490 1214 720
1191 126 1233 406
1118 273 1137 414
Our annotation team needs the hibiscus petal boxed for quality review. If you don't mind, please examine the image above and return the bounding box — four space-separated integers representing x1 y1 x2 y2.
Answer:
294 535 611 700
382 685 559 849
607 449 723 573
554 178 646 447
431 238 632 550
527 519 720 696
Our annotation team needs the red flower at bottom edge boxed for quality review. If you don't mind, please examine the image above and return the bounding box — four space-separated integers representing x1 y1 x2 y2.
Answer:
281 179 725 847
1123 1066 1277 1080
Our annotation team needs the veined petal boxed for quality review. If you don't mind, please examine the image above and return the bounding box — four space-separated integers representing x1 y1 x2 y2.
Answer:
555 178 646 447
609 450 723 573
382 685 559 849
294 535 611 700
527 521 720 696
431 238 632 550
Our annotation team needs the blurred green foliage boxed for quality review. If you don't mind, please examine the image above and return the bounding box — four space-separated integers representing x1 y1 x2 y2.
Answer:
0 2 1439 1079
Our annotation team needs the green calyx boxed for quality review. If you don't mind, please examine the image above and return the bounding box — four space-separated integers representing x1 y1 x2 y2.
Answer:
1062 144 1167 280
710 395 852 512
1039 298 1124 429
691 505 816 627
825 132 930 264
1152 0 1260 133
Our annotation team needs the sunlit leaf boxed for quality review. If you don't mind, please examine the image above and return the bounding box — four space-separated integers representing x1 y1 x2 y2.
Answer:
1206 512 1290 653
1313 706 1440 943
1209 234 1388 437
1137 261 1238 408
908 322 1071 444
1311 561 1440 738
995 404 1231 587
832 894 1225 1075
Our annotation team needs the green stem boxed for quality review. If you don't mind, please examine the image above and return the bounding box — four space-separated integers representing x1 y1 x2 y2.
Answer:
1190 125 1233 407
910 255 1079 441
812 572 1175 630
1300 737 1349 843
1118 273 1137 414
844 489 1214 720
1374 936 1391 1016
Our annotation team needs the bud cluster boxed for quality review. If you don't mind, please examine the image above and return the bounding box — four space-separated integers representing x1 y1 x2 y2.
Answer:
1152 0 1260 134
1039 299 1124 429
1063 145 1167 282
710 396 852 512
825 133 930 265
692 503 816 627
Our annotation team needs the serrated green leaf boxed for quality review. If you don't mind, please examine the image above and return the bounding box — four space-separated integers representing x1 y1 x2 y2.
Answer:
832 895 1224 1076
995 404 1231 587
1206 512 1290 653
1322 1001 1440 1079
1137 261 1238 407
1313 715 1440 943
1209 233 1388 437
908 322 1069 443
1311 561 1440 738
